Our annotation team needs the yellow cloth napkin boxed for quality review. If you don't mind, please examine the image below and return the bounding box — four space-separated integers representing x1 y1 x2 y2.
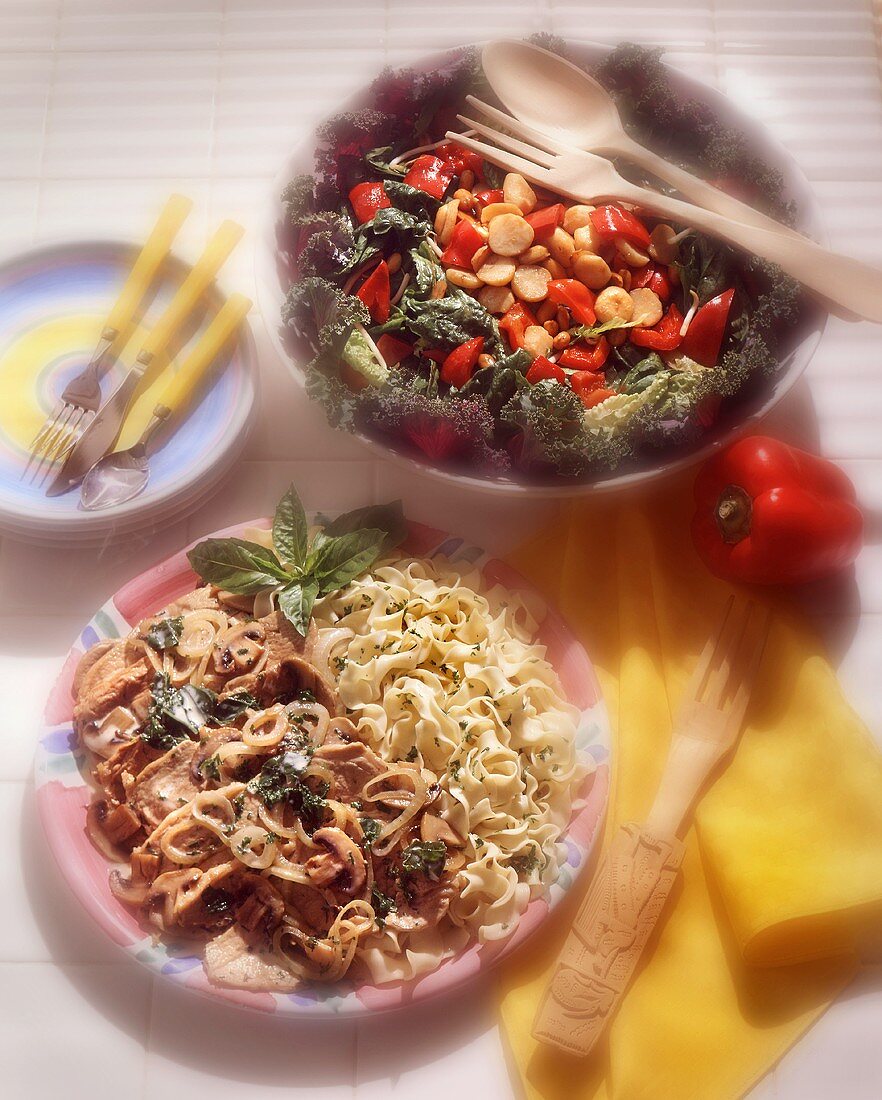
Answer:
499 475 882 1100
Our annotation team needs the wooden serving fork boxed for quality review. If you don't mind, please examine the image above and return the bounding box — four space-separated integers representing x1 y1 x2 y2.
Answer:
533 597 771 1057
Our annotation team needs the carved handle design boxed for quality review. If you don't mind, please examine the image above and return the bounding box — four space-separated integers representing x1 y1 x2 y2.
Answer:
532 822 685 1056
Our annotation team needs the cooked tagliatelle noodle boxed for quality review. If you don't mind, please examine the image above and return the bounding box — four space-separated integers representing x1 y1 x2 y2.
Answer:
73 543 589 993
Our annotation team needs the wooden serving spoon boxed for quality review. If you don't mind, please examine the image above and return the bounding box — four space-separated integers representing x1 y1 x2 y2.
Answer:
481 40 808 241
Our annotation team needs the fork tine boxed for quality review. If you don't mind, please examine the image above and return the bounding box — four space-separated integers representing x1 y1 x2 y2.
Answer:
726 608 772 727
464 95 571 156
25 405 74 484
444 131 551 184
22 403 65 479
684 594 734 703
702 599 754 708
455 114 557 169
30 405 85 486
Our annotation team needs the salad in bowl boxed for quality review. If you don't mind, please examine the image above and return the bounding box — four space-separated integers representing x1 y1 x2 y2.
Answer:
271 41 821 489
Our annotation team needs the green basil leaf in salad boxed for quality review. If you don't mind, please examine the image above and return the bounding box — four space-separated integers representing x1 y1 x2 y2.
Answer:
186 538 292 594
364 145 407 178
143 616 183 652
403 288 501 352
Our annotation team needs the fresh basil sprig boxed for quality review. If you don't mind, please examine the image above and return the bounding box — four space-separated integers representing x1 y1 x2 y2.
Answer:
187 485 406 636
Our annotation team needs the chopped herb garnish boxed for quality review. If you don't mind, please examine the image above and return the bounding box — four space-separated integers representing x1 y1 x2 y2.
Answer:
371 885 397 927
401 839 447 878
143 616 183 652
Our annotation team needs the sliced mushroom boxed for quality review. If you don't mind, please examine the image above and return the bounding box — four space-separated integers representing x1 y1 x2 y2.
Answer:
420 812 464 848
305 827 367 895
212 621 266 677
109 868 151 907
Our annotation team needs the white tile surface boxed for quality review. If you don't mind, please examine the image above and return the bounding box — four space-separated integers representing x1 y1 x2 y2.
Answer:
144 980 357 1099
0 962 151 1100
1 1 882 1096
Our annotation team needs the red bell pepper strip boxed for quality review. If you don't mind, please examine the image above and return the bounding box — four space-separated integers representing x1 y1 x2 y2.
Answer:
440 337 484 388
525 204 565 242
376 333 412 367
403 155 455 200
577 386 616 409
546 279 596 326
692 436 863 585
440 219 485 268
526 356 566 384
434 141 483 176
355 260 390 324
630 302 684 352
348 181 390 224
559 338 610 372
630 263 672 303
679 288 735 367
590 205 651 248
499 302 537 350
473 187 504 206
567 370 604 396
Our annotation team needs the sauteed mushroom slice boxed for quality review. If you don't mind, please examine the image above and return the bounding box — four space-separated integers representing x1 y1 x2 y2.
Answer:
305 828 367 895
212 621 266 677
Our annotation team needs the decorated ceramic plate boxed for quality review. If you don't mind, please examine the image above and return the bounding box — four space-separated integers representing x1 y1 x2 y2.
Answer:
0 240 257 540
35 516 610 1017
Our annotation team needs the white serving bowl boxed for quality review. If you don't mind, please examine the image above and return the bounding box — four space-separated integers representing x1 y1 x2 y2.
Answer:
256 42 826 497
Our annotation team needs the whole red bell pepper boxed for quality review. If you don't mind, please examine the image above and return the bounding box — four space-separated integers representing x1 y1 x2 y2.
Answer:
630 262 672 303
679 288 735 367
440 219 485 268
355 260 390 323
590 205 651 248
403 155 455 200
499 302 537 350
525 204 565 241
440 337 484 388
692 436 863 585
434 141 483 176
630 302 684 352
547 279 596 326
559 338 610 372
376 333 412 367
526 356 566 384
349 181 390 224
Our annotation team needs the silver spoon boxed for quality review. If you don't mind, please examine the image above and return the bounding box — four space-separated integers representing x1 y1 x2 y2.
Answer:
80 292 252 511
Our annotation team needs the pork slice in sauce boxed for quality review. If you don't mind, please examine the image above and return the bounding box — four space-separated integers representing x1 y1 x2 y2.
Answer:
95 739 161 801
312 740 387 803
372 856 458 933
203 925 299 994
130 740 201 828
73 642 152 731
251 657 339 715
259 611 319 665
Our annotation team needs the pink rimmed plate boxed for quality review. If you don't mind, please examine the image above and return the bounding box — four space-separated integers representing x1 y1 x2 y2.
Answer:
35 517 610 1017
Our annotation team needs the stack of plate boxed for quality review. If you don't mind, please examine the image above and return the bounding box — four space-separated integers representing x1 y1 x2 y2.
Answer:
0 240 257 545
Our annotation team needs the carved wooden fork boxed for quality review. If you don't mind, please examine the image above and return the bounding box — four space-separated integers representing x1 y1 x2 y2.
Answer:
533 596 771 1056
447 117 882 322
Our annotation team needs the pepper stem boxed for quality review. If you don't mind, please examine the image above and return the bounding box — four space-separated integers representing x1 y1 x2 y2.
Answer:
715 485 753 545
